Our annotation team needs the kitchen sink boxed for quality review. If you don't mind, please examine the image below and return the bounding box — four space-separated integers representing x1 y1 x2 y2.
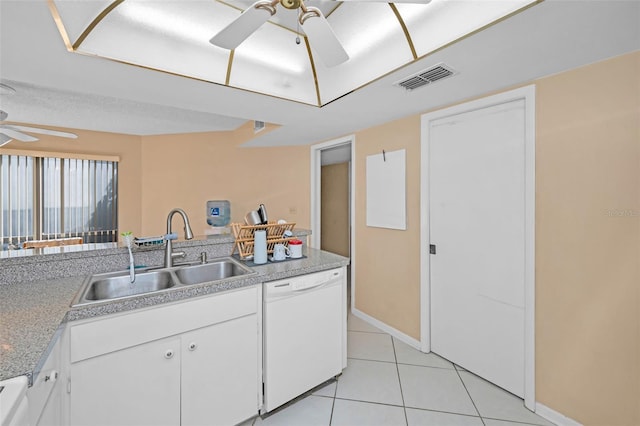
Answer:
174 258 253 285
74 270 176 305
71 257 254 306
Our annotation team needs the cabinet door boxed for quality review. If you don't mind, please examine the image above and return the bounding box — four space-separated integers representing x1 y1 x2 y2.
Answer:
181 314 259 426
29 337 61 426
36 386 61 426
70 335 181 426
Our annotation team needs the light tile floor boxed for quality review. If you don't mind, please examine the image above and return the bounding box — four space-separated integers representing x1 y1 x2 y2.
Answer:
246 312 555 426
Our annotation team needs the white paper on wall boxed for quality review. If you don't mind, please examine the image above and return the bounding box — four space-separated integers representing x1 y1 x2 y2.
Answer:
366 149 406 230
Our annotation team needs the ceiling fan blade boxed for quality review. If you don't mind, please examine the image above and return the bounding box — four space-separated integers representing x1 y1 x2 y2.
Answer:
5 124 78 139
0 132 13 147
0 127 39 142
300 8 349 67
210 1 276 50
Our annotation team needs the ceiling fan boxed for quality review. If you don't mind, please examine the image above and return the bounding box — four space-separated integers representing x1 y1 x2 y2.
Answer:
210 0 431 67
0 83 78 148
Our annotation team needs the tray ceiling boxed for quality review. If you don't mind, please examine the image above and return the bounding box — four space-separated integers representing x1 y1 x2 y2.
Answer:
49 0 538 107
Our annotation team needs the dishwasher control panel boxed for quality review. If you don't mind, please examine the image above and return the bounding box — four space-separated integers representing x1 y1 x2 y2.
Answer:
265 268 343 294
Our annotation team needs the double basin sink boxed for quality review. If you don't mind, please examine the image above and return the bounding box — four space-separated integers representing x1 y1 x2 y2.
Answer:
71 257 255 307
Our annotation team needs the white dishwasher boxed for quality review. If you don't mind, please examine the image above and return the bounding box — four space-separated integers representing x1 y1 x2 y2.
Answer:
263 267 346 413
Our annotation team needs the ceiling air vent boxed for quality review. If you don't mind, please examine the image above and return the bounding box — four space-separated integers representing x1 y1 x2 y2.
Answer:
395 64 457 91
254 120 265 133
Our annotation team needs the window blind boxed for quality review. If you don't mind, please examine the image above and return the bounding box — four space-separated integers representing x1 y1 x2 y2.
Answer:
1 152 118 247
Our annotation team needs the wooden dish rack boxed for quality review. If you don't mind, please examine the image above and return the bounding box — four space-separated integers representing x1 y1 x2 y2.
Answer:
231 222 296 259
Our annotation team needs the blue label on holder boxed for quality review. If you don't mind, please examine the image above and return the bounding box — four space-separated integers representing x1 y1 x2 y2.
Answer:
210 207 220 216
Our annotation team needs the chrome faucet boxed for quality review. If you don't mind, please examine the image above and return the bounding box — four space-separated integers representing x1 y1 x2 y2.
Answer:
164 208 194 268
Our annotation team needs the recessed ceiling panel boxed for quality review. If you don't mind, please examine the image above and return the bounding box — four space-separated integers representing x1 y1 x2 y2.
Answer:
315 2 415 103
52 0 114 45
396 0 538 58
78 1 231 83
230 22 318 104
48 0 543 107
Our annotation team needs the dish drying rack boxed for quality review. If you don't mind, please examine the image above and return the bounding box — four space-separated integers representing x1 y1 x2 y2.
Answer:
231 222 296 259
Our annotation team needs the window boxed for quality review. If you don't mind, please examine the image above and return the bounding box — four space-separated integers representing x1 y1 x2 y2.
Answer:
1 152 118 248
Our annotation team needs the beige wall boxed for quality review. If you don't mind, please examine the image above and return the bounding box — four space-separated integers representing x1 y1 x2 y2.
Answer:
321 163 350 257
535 52 639 425
0 120 297 242
349 51 639 425
0 128 144 237
354 115 422 339
140 123 310 237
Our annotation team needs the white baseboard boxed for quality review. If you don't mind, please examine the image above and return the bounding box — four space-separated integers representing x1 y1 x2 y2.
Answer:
536 403 582 426
351 308 422 350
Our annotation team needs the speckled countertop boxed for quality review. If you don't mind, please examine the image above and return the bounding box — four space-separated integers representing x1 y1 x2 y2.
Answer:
0 247 348 383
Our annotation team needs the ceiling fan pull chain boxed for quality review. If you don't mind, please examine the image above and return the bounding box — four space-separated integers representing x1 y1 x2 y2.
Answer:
296 7 301 45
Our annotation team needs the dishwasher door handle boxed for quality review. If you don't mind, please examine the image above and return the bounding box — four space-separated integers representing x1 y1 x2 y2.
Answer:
293 279 341 292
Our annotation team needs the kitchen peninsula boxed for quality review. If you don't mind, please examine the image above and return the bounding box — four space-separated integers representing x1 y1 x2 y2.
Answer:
0 231 349 426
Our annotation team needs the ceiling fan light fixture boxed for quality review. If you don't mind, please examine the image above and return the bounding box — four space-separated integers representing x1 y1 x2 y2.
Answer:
280 0 302 10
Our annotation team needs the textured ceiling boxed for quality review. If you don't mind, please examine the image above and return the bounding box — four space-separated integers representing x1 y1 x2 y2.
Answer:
0 0 638 145
0 79 247 135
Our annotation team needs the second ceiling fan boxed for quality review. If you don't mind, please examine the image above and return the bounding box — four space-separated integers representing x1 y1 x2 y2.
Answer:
210 0 430 67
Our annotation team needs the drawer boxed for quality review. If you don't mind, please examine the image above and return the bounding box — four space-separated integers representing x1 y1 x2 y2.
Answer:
70 285 259 363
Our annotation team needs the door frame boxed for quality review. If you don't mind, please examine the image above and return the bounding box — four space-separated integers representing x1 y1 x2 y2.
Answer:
419 85 536 409
310 135 356 311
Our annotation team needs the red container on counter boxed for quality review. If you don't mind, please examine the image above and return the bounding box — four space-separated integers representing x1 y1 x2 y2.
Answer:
288 239 303 258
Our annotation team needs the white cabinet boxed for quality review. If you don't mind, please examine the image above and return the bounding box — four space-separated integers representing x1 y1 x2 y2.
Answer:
70 335 181 426
67 286 261 426
35 382 62 426
181 315 258 426
28 335 62 426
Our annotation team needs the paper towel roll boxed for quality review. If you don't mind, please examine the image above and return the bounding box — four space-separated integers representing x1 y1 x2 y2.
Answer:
254 230 267 264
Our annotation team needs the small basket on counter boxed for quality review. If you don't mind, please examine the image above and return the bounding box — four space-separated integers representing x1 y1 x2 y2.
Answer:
231 222 296 259
133 235 166 249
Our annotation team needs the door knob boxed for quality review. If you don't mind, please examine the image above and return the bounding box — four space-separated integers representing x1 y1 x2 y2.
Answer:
164 349 174 359
188 342 197 351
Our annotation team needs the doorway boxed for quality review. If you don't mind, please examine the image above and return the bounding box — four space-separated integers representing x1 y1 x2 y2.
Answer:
310 136 355 309
420 86 536 409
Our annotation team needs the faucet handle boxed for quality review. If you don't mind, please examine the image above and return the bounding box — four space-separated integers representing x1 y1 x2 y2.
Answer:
200 252 207 264
171 251 186 260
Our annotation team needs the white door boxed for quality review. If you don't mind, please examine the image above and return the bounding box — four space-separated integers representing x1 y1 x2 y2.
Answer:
429 99 526 397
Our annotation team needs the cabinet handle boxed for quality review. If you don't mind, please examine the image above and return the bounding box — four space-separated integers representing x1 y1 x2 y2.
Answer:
164 349 174 359
188 342 197 351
